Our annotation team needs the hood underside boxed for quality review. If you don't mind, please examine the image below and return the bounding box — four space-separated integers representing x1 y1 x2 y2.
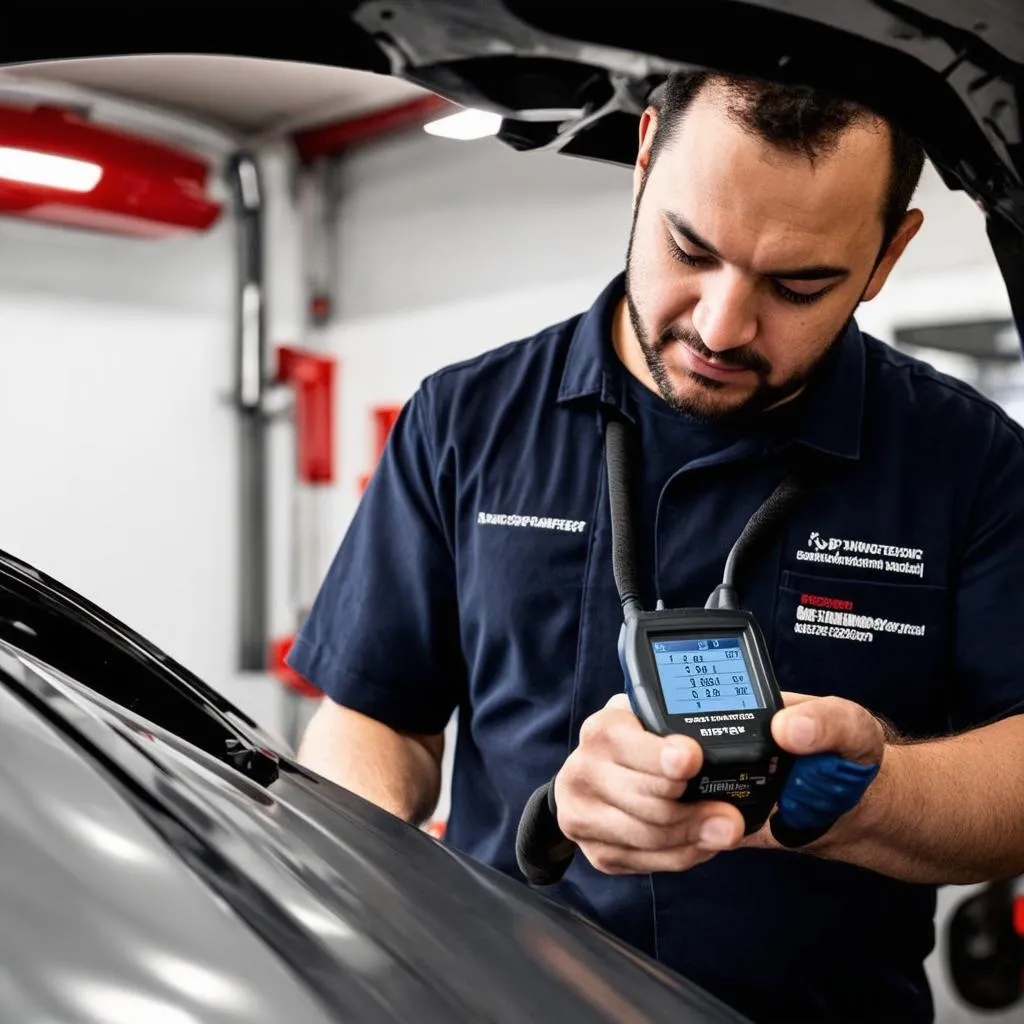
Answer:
1 2 1022 328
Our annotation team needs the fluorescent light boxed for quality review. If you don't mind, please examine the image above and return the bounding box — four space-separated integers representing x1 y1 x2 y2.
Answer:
423 109 501 141
0 146 102 192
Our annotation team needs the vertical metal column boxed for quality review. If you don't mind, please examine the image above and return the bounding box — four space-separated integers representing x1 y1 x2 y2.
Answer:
230 151 269 672
299 155 340 615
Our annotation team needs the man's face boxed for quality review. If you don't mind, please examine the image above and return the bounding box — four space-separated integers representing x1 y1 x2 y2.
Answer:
622 85 917 423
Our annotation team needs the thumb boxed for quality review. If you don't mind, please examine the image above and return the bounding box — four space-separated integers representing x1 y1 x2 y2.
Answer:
772 695 884 765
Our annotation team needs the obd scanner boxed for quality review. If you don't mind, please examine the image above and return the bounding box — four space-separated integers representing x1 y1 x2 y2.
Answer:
514 418 881 887
608 417 798 837
605 417 879 847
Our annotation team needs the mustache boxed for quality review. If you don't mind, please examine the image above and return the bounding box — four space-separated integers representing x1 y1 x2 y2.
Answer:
658 324 771 376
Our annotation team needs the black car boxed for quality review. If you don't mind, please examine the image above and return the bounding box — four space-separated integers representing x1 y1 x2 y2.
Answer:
0 545 751 1022
2 1 1022 1020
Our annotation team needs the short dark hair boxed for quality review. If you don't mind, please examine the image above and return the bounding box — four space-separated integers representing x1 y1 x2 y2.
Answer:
649 71 925 251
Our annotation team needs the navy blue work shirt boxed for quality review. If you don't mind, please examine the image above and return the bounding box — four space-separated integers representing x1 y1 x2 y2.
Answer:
289 274 1024 1024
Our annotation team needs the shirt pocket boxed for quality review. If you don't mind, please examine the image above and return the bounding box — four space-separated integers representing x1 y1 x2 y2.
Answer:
773 570 950 734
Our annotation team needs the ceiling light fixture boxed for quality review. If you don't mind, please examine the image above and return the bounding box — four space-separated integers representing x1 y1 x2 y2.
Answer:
0 146 102 192
423 108 501 140
0 104 222 237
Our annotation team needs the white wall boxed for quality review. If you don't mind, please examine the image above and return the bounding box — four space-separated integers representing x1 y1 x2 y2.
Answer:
0 217 236 670
0 138 311 746
323 128 1016 1020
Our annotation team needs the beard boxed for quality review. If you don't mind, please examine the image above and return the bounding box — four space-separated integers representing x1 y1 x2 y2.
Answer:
623 182 850 426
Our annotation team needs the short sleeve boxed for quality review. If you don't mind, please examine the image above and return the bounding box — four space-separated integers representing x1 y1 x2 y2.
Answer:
950 413 1024 730
286 383 463 735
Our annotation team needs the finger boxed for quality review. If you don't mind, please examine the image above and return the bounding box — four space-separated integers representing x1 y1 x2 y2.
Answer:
579 802 747 873
563 788 746 853
595 714 704 780
581 762 686 824
779 691 818 708
595 694 705 780
682 801 747 851
582 839 720 876
591 761 693 804
637 770 692 802
604 693 634 713
771 695 884 763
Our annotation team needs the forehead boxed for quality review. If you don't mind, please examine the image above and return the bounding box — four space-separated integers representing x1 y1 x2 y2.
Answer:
651 87 891 262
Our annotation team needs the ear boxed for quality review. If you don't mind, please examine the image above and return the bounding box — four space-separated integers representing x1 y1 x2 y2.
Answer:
634 106 659 201
860 209 925 302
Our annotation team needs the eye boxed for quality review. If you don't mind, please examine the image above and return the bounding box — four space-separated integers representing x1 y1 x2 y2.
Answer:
667 235 711 268
772 282 830 305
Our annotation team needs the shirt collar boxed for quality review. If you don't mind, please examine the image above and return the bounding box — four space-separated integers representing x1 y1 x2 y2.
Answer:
557 273 865 460
786 318 865 461
557 273 635 420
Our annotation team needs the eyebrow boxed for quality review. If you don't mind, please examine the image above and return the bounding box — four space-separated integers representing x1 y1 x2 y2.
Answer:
664 211 850 282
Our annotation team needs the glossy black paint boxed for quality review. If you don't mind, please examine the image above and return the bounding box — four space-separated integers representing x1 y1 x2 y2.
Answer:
0 548 280 779
0 654 332 1024
0 547 751 1022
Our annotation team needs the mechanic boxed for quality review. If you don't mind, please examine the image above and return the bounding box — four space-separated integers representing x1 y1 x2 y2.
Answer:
289 71 1024 1024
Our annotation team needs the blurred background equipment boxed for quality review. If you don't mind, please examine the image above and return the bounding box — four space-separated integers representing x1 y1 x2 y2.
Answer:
946 878 1024 1013
0 58 446 746
894 320 1024 422
357 405 401 495
0 102 221 236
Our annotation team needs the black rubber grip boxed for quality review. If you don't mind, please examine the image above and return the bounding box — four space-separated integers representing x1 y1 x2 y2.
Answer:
768 811 833 849
515 779 576 886
605 418 641 612
723 473 805 589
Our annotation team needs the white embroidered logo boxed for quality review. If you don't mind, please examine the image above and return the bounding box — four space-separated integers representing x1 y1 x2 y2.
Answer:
477 511 586 533
793 593 927 643
797 531 925 578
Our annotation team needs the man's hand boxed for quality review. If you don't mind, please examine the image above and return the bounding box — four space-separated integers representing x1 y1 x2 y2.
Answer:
747 697 1024 885
552 694 746 874
743 691 887 850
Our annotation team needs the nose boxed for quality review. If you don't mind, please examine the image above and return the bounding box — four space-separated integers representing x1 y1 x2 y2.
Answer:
691 267 758 354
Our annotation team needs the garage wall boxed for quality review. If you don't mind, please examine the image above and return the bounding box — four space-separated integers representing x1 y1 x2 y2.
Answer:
0 217 235 671
323 128 1016 1023
0 140 306 746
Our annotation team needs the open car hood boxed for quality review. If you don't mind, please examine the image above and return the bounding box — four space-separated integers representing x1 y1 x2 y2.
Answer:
7 2 1023 336
355 0 1024 336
